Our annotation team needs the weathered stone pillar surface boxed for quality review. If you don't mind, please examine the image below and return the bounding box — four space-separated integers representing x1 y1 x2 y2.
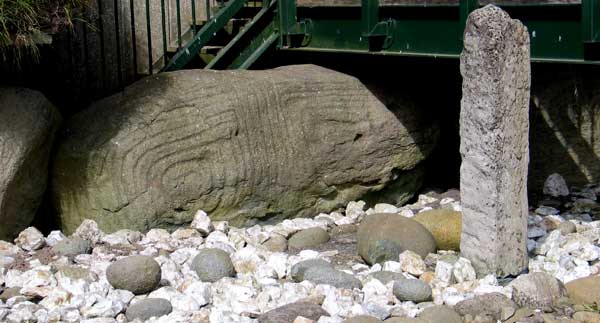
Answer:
459 4 530 277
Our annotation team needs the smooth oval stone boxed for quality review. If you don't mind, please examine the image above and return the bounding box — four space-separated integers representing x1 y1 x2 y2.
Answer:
257 301 329 323
192 248 236 282
126 298 172 321
384 318 428 323
262 234 288 252
302 266 362 290
290 259 332 282
565 275 600 305
342 315 383 323
106 255 161 294
392 279 432 303
357 213 436 265
368 271 406 285
418 305 462 323
557 221 576 235
413 209 461 251
288 227 330 250
508 272 567 312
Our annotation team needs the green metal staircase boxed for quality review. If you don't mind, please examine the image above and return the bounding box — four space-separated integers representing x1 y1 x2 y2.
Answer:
156 0 600 73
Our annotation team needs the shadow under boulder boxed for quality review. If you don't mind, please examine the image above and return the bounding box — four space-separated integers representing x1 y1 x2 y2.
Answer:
52 64 437 234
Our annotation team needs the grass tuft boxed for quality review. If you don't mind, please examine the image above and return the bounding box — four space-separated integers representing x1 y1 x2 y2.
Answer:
0 0 90 64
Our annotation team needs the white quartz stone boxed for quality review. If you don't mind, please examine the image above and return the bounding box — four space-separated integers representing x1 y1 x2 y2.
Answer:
14 227 45 251
190 210 214 236
398 250 426 276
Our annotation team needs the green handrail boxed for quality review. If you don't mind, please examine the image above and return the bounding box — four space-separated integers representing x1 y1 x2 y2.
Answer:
162 0 249 71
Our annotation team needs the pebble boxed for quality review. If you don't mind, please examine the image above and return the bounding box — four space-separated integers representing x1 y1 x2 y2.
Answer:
190 210 214 236
262 233 288 252
106 255 161 294
0 186 596 323
368 271 405 284
357 214 436 265
102 229 142 246
74 219 104 244
126 298 173 321
392 279 432 302
398 250 426 276
558 221 577 235
191 248 236 282
412 209 461 251
535 206 560 216
564 275 600 305
454 292 516 321
346 201 366 220
302 266 362 289
290 258 332 281
418 305 462 323
257 301 329 323
508 272 567 311
288 227 330 250
45 230 66 246
342 315 382 323
543 173 570 197
52 237 92 258
573 311 600 323
14 227 45 251
373 203 399 214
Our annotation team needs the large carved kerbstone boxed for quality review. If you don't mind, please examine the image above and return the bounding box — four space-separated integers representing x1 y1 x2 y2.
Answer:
53 65 435 233
459 5 530 277
0 87 61 240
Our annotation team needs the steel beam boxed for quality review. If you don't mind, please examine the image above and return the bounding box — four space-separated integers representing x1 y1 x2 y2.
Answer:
281 3 598 64
582 0 600 43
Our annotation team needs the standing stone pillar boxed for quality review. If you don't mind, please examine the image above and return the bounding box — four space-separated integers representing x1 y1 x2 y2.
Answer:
459 5 530 277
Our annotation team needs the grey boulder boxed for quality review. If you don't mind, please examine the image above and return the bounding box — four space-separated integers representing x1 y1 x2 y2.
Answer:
52 65 436 234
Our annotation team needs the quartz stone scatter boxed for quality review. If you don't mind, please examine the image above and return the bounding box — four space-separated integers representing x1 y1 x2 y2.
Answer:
0 181 598 323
